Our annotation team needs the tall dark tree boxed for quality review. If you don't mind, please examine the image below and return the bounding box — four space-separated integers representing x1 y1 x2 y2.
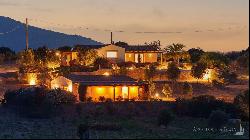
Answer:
145 64 157 81
0 47 16 63
191 62 207 83
188 47 205 63
166 62 181 91
164 43 190 65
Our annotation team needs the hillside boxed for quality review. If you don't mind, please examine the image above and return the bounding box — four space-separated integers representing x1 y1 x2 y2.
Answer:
0 16 102 52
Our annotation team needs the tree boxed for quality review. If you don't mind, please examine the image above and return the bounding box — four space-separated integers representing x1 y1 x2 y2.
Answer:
57 46 72 52
145 64 157 81
162 84 172 98
93 57 112 69
191 62 207 83
118 66 128 75
166 62 181 91
164 43 190 65
148 80 156 98
115 41 128 46
75 47 97 66
0 47 16 63
217 68 238 84
199 52 229 69
145 40 161 46
17 49 36 70
188 47 205 63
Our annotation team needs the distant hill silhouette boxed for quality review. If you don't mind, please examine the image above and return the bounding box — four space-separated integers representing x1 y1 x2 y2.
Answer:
0 16 102 52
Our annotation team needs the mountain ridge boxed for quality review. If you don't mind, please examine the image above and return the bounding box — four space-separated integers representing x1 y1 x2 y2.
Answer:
0 16 103 52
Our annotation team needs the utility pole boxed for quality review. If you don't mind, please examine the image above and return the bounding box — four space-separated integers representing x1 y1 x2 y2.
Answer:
111 32 113 44
25 18 29 50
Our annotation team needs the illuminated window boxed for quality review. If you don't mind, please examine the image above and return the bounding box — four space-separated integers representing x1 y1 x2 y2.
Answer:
107 51 118 58
122 86 129 99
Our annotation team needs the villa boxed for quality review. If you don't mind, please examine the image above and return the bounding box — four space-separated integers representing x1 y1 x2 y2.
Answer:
51 74 147 101
60 44 163 66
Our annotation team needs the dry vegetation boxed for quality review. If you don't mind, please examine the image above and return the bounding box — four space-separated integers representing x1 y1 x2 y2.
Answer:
0 102 249 139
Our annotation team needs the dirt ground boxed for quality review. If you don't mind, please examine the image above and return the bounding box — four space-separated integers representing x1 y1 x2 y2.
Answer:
155 79 249 103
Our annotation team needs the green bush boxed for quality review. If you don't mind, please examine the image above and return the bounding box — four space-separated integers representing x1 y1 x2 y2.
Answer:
208 110 229 129
86 97 93 102
105 98 113 103
116 96 123 101
99 96 106 102
157 109 174 127
3 87 76 118
182 82 193 94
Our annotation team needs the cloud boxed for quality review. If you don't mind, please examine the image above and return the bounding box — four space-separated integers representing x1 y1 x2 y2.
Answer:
0 1 19 6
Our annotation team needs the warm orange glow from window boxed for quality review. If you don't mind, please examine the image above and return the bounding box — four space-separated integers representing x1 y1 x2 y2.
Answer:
155 93 159 98
203 69 212 80
29 79 36 86
148 53 152 57
97 87 104 93
27 73 37 86
56 52 60 56
107 51 117 58
122 86 128 99
52 84 59 89
68 83 73 92
103 72 110 76
128 54 132 58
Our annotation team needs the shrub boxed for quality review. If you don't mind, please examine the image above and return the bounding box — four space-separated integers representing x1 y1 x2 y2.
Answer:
117 61 136 68
105 98 113 103
94 57 113 69
157 109 174 127
182 82 193 94
99 96 106 102
218 68 238 84
233 90 249 120
45 88 76 105
3 87 76 118
162 84 172 98
116 96 123 101
86 97 93 102
129 98 136 102
208 110 229 129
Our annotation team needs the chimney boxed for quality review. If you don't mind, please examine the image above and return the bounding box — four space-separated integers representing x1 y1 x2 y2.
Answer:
111 32 114 44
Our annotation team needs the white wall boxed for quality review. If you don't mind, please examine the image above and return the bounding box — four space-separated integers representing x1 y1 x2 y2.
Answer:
97 44 125 62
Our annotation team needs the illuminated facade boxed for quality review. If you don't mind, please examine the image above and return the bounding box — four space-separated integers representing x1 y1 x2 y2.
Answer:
59 44 163 65
50 74 147 102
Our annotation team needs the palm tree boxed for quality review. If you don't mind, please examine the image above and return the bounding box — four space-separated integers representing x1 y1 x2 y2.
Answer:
163 43 190 66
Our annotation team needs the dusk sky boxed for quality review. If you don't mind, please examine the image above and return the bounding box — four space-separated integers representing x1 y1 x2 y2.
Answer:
0 0 249 52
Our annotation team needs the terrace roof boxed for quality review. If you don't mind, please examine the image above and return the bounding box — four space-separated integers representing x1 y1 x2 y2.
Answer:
121 45 162 52
66 74 142 86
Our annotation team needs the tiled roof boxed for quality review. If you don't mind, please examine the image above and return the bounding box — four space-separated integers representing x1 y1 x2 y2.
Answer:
74 44 109 50
66 74 140 85
121 45 162 52
60 44 162 52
